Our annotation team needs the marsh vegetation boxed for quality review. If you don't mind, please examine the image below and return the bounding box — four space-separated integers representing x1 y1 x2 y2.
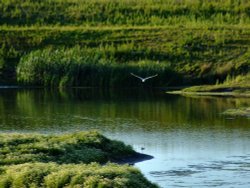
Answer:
0 131 136 165
0 163 158 188
222 107 250 117
0 0 249 86
174 73 250 96
0 0 250 186
0 131 157 187
17 47 175 87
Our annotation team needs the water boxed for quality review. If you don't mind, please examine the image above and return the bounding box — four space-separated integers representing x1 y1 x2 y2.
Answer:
0 88 250 187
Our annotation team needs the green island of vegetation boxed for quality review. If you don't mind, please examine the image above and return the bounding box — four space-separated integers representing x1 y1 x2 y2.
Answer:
0 131 157 187
222 107 250 117
167 73 250 97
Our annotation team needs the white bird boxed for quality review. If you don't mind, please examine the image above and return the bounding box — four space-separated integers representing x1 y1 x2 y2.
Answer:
130 73 158 82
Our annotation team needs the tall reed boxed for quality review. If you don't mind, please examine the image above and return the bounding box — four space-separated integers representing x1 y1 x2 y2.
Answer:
17 46 180 87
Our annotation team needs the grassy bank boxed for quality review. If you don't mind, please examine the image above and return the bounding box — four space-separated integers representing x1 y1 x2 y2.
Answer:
0 131 157 187
167 73 250 97
184 73 249 93
222 107 250 117
1 26 249 86
0 0 249 86
0 131 136 165
0 163 158 188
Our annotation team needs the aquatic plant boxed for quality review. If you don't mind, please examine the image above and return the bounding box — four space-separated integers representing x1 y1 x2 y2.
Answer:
222 107 250 117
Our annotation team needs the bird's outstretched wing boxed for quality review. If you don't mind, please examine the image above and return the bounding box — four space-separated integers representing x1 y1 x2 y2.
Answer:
130 73 143 80
144 74 158 81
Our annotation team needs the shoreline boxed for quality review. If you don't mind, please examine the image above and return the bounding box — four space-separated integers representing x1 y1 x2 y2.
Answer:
112 152 154 165
167 91 250 98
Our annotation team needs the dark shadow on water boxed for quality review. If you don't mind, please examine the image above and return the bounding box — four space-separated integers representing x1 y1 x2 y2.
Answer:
112 152 154 165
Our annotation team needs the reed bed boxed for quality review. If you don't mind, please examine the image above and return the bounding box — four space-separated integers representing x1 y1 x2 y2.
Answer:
17 46 179 87
1 26 248 86
0 0 249 85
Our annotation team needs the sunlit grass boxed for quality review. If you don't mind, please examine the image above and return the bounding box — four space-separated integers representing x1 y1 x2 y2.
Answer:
1 0 250 26
0 162 158 188
0 131 158 187
3 26 247 86
182 73 250 92
0 131 135 165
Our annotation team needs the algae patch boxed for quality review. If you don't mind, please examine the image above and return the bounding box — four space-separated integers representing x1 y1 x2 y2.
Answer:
222 107 250 117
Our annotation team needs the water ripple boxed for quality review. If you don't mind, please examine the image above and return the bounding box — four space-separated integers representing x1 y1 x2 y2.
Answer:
148 155 250 187
150 169 202 177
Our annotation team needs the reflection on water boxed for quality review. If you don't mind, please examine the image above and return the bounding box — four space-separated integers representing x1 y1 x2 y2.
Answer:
0 88 250 187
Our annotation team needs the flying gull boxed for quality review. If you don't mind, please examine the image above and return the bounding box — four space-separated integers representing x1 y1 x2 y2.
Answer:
130 73 158 82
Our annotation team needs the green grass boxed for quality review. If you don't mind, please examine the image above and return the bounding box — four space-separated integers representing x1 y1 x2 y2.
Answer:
167 73 250 97
1 26 249 86
181 73 250 93
0 131 158 188
0 162 158 188
0 131 158 187
1 0 250 27
0 0 249 86
0 131 136 165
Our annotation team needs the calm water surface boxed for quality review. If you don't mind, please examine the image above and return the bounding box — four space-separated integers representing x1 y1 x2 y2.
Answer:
0 88 250 187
